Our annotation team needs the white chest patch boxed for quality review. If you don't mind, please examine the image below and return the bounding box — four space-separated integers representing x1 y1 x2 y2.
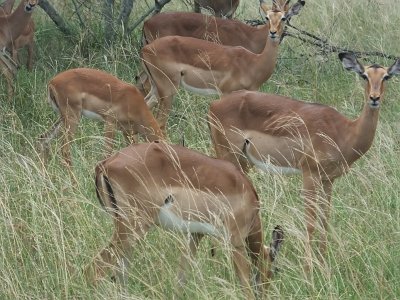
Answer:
157 201 221 237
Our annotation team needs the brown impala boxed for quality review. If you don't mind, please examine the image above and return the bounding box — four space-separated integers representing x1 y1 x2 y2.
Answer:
208 52 400 272
141 0 305 134
86 141 284 298
139 1 298 96
0 0 38 100
38 68 163 172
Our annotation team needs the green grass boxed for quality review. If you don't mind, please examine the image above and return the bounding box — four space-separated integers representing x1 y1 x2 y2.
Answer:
1 0 400 298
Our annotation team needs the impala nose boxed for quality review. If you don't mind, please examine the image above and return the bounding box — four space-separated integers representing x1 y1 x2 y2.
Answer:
370 95 380 101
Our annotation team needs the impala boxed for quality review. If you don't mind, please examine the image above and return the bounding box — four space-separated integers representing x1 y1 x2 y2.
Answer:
139 0 296 95
38 68 163 170
141 0 305 133
193 0 240 18
0 0 35 70
0 0 14 16
208 52 400 271
0 0 38 100
86 141 284 298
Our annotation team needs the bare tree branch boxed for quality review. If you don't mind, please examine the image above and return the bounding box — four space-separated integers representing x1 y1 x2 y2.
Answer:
38 0 73 36
286 23 398 60
103 0 115 45
71 0 85 29
126 0 172 36
244 18 398 60
117 0 135 30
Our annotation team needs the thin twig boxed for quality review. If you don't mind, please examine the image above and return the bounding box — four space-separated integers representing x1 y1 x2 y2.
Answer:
126 0 172 36
244 18 398 60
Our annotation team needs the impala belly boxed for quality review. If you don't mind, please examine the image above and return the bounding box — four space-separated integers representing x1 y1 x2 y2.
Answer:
82 109 103 120
155 187 231 238
244 130 302 175
81 92 107 120
178 63 222 95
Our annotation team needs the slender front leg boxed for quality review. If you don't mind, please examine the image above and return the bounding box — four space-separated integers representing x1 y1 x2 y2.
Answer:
104 120 116 157
155 93 173 136
86 216 150 283
319 179 334 258
302 174 319 274
177 233 204 287
232 246 254 300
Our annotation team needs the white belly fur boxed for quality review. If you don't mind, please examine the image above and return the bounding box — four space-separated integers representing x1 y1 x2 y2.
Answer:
157 201 222 237
82 109 103 120
246 146 301 175
180 77 219 96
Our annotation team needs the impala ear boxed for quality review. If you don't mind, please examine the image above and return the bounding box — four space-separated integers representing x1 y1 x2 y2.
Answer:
387 59 400 77
339 52 365 75
285 0 305 19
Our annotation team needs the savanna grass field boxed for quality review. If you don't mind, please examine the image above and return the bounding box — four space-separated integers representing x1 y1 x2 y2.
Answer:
1 0 400 298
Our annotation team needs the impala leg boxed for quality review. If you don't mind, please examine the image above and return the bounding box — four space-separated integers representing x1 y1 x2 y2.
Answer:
302 174 319 274
137 107 164 142
104 120 116 158
37 118 63 164
11 46 18 67
208 116 250 172
86 216 150 283
155 93 173 136
177 233 204 287
319 179 333 258
1 64 14 101
27 42 34 71
232 245 254 300
60 114 79 170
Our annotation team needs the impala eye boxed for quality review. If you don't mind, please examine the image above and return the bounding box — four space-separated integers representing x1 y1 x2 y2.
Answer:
281 17 287 21
383 74 391 81
361 74 368 80
265 16 270 21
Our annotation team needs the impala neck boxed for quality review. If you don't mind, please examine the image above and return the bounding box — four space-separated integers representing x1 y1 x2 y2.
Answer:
5 1 33 42
254 33 280 83
348 98 380 163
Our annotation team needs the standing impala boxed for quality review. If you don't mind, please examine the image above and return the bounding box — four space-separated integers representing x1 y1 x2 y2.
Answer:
38 68 163 170
208 53 400 271
0 0 35 70
141 0 305 134
142 0 292 51
193 0 240 18
139 0 288 95
86 141 284 298
0 0 38 100
0 0 15 16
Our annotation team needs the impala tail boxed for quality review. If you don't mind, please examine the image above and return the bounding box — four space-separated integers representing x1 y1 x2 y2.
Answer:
95 165 118 216
269 225 284 263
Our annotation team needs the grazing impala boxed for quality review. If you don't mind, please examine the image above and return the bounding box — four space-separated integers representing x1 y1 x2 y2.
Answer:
208 53 400 271
193 0 240 18
141 0 305 133
38 68 163 170
86 141 284 298
0 0 38 100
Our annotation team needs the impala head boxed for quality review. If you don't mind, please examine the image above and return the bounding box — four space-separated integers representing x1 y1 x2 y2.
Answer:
339 52 400 109
24 0 38 13
259 0 305 41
